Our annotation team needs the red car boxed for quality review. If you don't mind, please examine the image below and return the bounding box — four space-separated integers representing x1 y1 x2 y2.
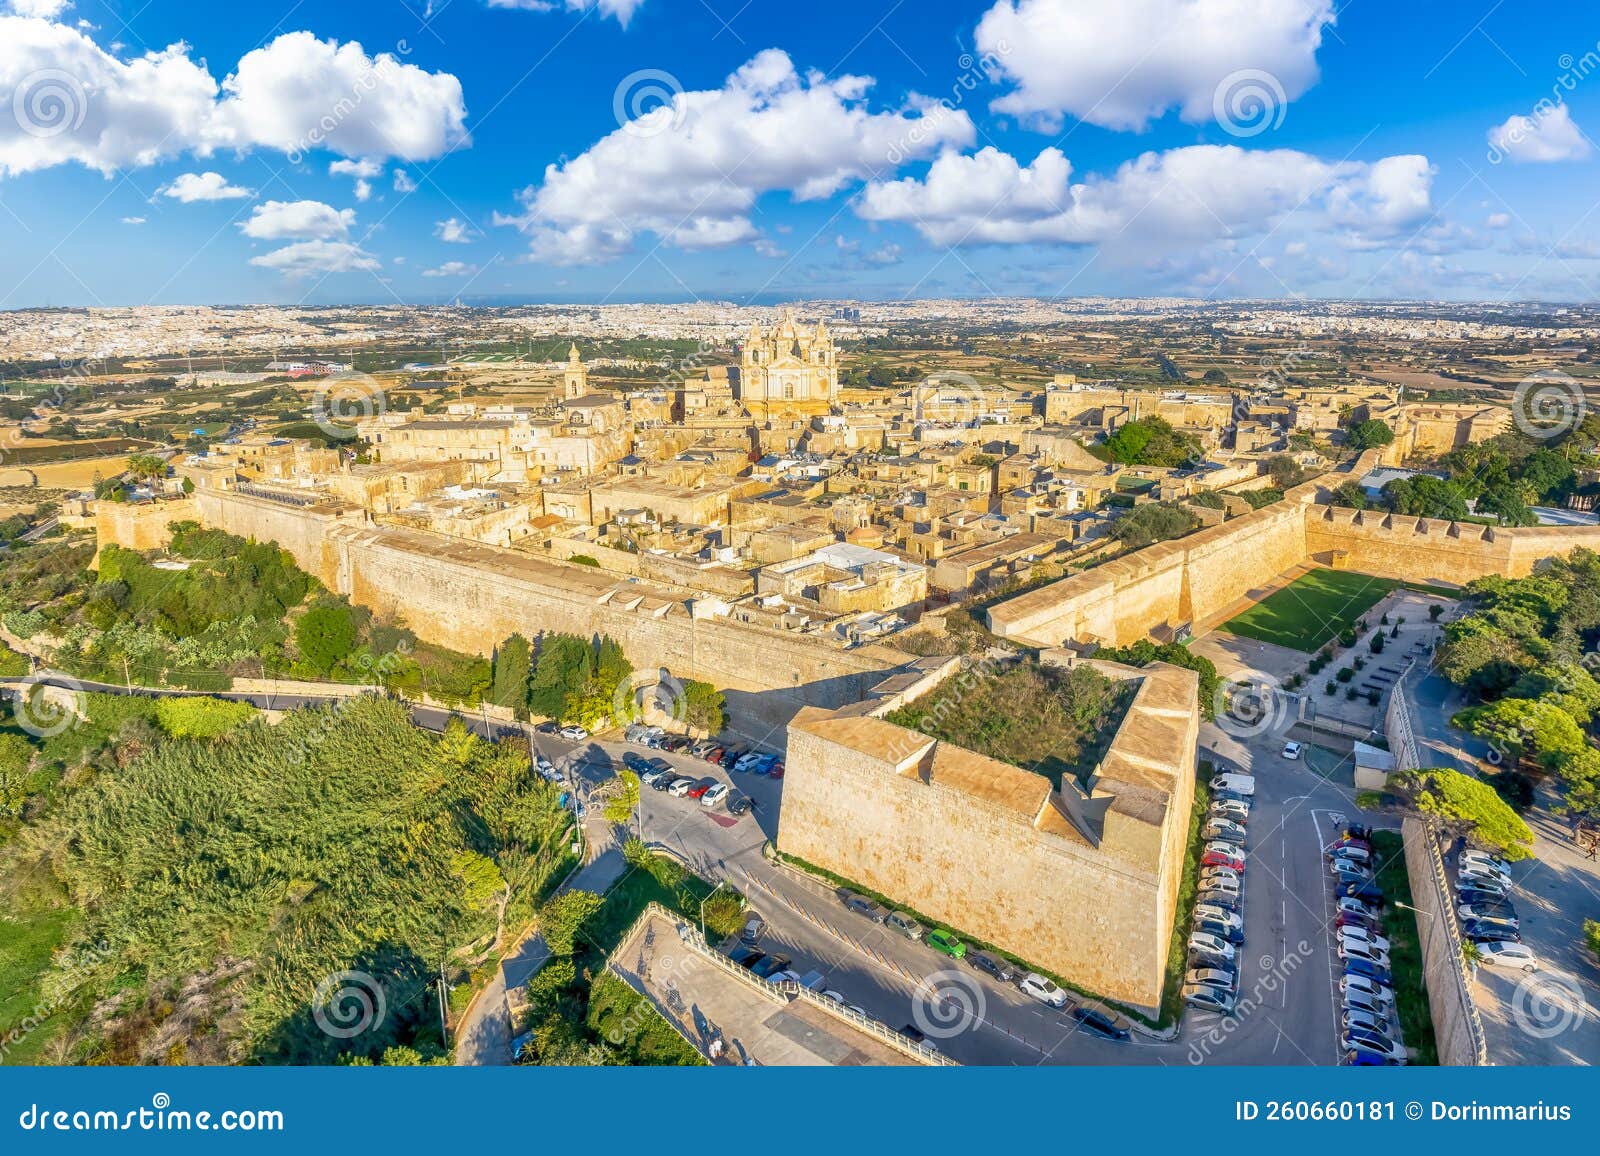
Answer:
767 761 785 779
703 746 725 764
686 779 715 799
1201 849 1245 871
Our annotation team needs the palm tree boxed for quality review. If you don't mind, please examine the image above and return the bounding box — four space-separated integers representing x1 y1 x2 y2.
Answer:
124 454 167 483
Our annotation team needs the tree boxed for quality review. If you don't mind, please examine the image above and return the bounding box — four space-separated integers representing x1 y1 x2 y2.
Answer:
1382 475 1469 521
294 601 359 676
682 680 727 734
1330 480 1368 510
1390 768 1535 859
491 633 533 719
1585 919 1600 968
1111 502 1199 549
1452 697 1587 768
1101 417 1202 467
124 453 168 483
601 770 640 827
1346 419 1394 452
1264 454 1305 489
539 890 605 956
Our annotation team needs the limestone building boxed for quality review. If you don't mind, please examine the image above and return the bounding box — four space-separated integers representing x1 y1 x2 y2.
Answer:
737 310 839 418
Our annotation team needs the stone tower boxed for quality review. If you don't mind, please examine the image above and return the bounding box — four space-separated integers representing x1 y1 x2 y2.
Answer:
563 343 588 400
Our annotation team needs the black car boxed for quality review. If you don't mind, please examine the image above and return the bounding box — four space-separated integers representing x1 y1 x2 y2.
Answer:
622 751 651 773
1194 918 1243 945
839 892 888 922
1067 1002 1132 1041
967 950 1018 983
1457 887 1511 910
900 1024 927 1044
730 946 765 969
648 769 677 791
1195 890 1241 915
727 793 753 816
749 954 792 979
1463 924 1521 945
534 721 560 735
718 747 746 767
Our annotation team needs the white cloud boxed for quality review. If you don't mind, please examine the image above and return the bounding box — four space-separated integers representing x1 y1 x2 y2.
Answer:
393 168 417 193
120 215 144 224
0 18 468 178
486 0 646 27
241 199 355 240
249 239 379 277
856 144 1434 252
1486 212 1511 228
330 157 382 201
422 260 479 277
1487 104 1591 163
752 238 787 258
976 0 1334 131
6 0 73 17
161 171 252 202
864 242 902 266
434 217 476 243
497 48 975 264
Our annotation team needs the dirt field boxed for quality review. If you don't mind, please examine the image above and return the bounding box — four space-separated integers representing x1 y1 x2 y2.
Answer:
0 454 134 488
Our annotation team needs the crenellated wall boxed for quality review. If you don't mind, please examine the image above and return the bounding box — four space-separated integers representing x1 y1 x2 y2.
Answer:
989 481 1600 649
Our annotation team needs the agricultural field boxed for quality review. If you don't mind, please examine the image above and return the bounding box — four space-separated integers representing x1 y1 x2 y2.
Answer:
1219 567 1401 652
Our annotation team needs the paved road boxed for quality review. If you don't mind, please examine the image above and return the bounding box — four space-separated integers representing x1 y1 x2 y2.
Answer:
1404 665 1600 1064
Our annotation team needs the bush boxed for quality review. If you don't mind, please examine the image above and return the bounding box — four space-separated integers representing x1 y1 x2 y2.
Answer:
1585 919 1600 968
154 696 256 738
1429 604 1444 621
1366 689 1380 706
1370 633 1385 654
1325 680 1337 695
1337 667 1354 683
1340 628 1358 648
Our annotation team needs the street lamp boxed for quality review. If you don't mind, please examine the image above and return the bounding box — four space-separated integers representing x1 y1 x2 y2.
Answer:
699 878 730 942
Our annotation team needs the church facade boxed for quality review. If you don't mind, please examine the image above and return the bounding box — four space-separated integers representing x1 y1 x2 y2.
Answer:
737 310 839 418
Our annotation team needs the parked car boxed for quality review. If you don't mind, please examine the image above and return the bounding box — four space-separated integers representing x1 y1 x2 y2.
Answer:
1457 900 1517 924
1338 926 1392 954
1018 972 1068 1008
766 760 785 779
968 950 1016 982
726 792 752 816
1182 984 1236 1014
1194 917 1243 945
740 913 766 943
1195 889 1241 914
927 930 966 959
1203 820 1248 846
1339 938 1392 969
1340 973 1395 1006
730 946 764 968
701 745 725 764
1192 903 1241 929
1475 941 1538 971
733 752 765 773
1210 773 1256 797
1330 859 1372 881
1337 896 1378 920
1280 740 1303 760
666 777 694 797
1199 872 1241 897
701 782 730 808
885 911 923 939
1457 877 1510 901
749 955 792 980
534 721 560 736
1462 850 1511 874
1343 958 1393 987
1201 848 1246 872
753 753 779 774
558 725 589 741
1344 1047 1403 1066
1188 932 1236 963
1341 1028 1405 1062
1338 879 1384 905
1460 861 1512 888
1185 966 1238 992
839 892 888 922
1327 844 1372 869
622 751 650 772
1342 988 1392 1019
1462 913 1520 936
1210 798 1250 823
1067 1001 1131 1041
685 778 716 800
1341 1006 1389 1037
1463 924 1521 945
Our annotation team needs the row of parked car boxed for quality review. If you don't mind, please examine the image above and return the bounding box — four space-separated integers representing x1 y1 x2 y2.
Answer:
1182 773 1255 1014
834 890 1134 1040
1323 825 1407 1065
622 750 751 815
624 724 788 779
1451 848 1539 971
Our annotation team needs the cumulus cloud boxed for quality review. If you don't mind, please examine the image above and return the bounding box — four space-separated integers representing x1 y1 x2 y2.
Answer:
434 217 476 243
249 239 379 277
1487 104 1591 163
120 215 144 224
161 170 252 202
422 260 479 277
976 0 1334 131
393 168 417 193
486 0 646 27
241 199 356 240
330 157 382 201
497 48 975 264
6 0 73 17
856 144 1434 253
0 18 468 178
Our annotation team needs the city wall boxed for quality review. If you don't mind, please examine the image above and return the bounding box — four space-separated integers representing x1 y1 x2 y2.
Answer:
989 480 1600 648
165 489 899 734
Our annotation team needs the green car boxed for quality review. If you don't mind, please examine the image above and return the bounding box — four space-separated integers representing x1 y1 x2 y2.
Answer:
927 930 966 959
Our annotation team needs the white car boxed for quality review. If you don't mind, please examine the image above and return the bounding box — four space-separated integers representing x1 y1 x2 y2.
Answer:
1337 896 1377 920
1460 861 1511 886
1339 939 1391 969
667 777 694 797
1204 840 1248 862
1342 988 1391 1019
1018 972 1068 1008
1204 819 1248 845
1182 984 1236 1014
1340 973 1394 1006
558 724 589 741
700 782 730 808
1281 741 1303 760
1210 773 1256 797
1341 1006 1389 1037
733 752 764 773
1188 931 1237 962
1341 1030 1405 1062
1476 941 1538 971
1329 858 1371 880
1210 798 1250 823
1458 903 1517 926
1327 844 1371 868
1192 904 1242 930
1338 926 1392 954
1199 872 1241 896
535 754 555 773
1461 850 1511 874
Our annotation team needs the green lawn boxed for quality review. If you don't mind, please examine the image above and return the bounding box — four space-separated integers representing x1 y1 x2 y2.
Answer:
1221 568 1400 653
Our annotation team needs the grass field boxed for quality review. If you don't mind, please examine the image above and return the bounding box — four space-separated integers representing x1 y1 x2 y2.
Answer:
1220 568 1400 653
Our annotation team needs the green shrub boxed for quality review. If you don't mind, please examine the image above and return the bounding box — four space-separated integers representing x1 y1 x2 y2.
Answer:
154 696 256 738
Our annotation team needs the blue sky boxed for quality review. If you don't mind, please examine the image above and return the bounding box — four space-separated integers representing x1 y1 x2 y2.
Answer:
2 0 1599 306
